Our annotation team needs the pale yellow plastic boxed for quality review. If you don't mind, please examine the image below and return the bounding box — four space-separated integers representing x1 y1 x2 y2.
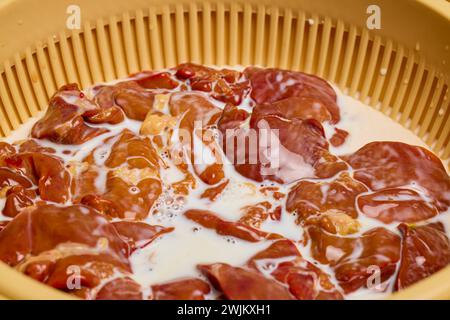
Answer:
0 0 449 300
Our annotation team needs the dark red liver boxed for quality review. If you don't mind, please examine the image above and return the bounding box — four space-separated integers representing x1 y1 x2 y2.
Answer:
308 226 401 293
198 263 294 300
32 84 115 144
80 130 162 220
244 67 340 123
344 141 450 212
358 188 439 223
287 172 367 221
395 222 450 291
151 278 211 300
184 209 282 242
247 240 343 300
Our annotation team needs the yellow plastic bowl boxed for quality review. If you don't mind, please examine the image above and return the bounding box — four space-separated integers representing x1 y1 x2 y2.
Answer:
0 0 449 299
